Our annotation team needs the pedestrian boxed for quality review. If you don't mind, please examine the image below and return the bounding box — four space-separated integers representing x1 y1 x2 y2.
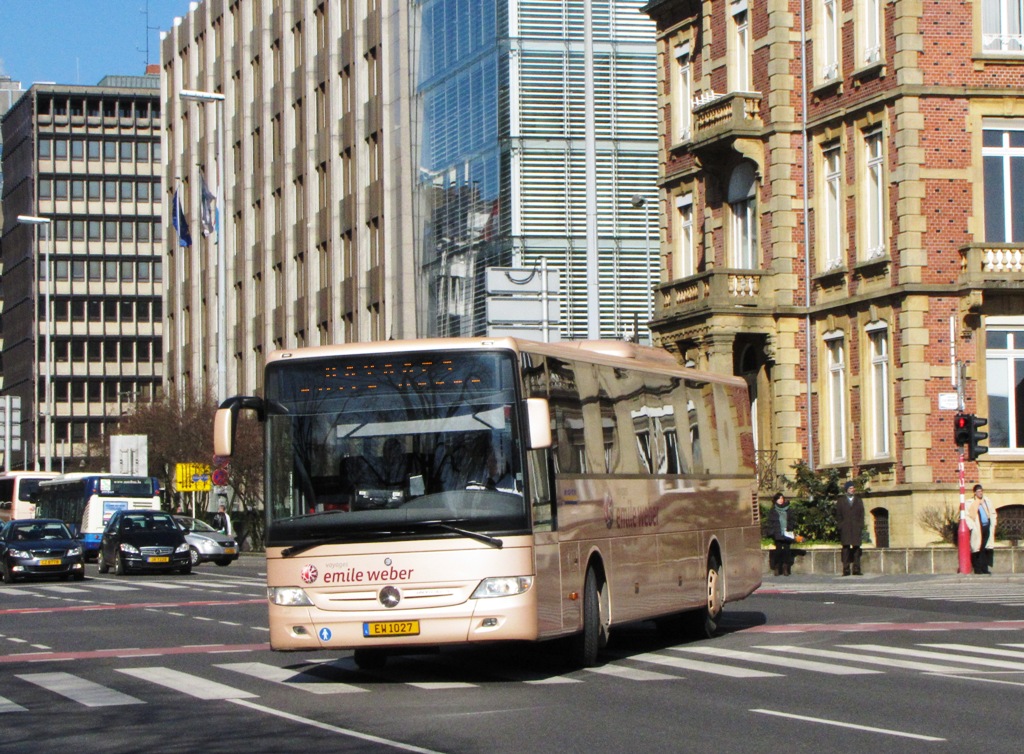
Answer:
212 501 229 533
835 481 865 576
767 492 798 576
966 483 997 575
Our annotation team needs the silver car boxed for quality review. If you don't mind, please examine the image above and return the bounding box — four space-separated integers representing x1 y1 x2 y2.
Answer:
173 515 239 567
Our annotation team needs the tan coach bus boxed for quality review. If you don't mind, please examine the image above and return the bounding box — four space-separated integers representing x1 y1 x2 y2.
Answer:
214 337 761 668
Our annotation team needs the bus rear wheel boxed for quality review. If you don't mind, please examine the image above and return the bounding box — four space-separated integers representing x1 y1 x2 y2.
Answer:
571 567 609 668
684 554 723 639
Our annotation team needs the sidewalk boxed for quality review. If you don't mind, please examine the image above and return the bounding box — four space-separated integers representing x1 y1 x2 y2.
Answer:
762 546 1024 575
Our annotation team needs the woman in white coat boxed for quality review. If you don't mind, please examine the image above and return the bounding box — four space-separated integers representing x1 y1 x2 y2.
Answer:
965 484 997 574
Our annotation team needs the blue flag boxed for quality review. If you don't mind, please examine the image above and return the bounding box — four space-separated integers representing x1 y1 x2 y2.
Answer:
172 188 192 247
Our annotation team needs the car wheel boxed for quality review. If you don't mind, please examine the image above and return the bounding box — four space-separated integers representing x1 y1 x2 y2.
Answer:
179 564 192 575
2 563 15 584
214 558 232 567
73 570 85 581
189 547 201 567
97 550 109 574
114 553 128 576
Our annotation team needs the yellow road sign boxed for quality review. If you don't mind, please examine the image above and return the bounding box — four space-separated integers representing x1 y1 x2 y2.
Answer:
176 462 212 492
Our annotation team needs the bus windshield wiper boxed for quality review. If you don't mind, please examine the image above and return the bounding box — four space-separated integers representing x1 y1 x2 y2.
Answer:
419 521 503 549
281 530 394 557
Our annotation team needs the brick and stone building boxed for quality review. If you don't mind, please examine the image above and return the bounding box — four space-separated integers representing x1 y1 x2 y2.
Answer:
643 0 1024 545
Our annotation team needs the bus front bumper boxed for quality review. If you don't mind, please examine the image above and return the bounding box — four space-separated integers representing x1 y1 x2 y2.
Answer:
268 590 539 651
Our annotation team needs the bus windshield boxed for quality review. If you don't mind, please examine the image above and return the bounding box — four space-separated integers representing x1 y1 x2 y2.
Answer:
264 349 528 546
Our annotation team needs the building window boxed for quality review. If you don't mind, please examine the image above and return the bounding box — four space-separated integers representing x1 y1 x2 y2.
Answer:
986 325 1024 451
983 120 1024 242
861 127 886 260
822 141 843 270
728 162 758 269
825 333 847 463
867 324 891 458
675 193 695 279
983 0 1024 52
730 1 752 92
859 0 883 64
821 0 840 81
674 42 692 143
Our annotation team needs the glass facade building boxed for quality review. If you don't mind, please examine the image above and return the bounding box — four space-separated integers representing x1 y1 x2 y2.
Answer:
414 0 659 340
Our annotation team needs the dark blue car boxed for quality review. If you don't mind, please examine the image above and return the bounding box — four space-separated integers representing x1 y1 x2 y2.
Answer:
0 518 85 583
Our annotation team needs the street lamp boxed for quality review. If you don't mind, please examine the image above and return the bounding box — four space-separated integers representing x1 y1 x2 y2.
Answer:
630 194 654 344
179 88 228 403
17 214 53 472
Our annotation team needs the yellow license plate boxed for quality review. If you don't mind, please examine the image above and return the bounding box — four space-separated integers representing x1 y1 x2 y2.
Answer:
39 559 61 566
363 620 420 637
224 548 236 554
147 556 170 563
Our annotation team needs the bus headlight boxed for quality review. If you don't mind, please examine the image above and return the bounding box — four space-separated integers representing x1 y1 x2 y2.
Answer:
471 576 534 599
268 587 314 607
175 542 190 554
119 543 140 554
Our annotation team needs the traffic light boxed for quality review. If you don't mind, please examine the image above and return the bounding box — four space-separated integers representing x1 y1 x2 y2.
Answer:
968 415 989 461
954 413 971 447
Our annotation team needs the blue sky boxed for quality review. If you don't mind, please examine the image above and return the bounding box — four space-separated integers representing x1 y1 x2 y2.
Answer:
0 0 194 87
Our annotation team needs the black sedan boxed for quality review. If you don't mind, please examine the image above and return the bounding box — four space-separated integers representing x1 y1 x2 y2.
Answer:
97 510 191 575
0 518 86 583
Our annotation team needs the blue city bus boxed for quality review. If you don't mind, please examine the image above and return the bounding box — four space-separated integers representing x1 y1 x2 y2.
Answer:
34 474 162 558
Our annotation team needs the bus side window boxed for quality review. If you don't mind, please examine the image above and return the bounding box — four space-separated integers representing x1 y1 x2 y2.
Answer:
528 448 555 532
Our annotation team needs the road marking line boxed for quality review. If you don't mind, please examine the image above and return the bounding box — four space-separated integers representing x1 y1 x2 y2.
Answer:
32 585 89 594
17 672 145 707
632 651 780 678
230 698 443 753
117 667 257 699
921 643 1024 660
751 708 945 741
406 681 479 689
586 664 679 681
675 646 881 675
217 661 368 694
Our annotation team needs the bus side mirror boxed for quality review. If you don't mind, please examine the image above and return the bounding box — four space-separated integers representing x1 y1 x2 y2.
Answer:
213 395 266 458
525 397 552 450
214 408 234 458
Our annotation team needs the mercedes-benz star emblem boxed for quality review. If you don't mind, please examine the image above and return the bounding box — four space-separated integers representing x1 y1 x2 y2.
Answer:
379 586 401 608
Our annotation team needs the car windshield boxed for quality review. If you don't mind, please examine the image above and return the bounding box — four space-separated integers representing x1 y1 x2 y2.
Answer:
177 517 218 533
11 522 71 541
263 349 529 546
122 513 177 532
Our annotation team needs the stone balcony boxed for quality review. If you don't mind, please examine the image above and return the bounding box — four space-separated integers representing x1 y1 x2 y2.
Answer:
658 268 775 320
959 243 1024 284
690 90 763 152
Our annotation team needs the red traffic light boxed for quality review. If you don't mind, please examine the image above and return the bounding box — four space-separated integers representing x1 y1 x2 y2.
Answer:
954 413 971 447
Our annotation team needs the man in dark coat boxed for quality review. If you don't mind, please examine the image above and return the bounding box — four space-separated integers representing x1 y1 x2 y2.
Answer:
835 481 865 576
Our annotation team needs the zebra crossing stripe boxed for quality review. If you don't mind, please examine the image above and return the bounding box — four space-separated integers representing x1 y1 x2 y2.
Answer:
117 667 256 699
760 645 977 674
921 643 1024 661
837 643 1024 671
216 662 368 694
31 585 90 594
17 672 144 707
0 695 28 713
631 651 780 678
586 664 679 681
675 646 882 675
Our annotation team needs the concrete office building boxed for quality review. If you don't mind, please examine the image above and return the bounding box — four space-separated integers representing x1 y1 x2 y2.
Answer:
643 0 1024 545
0 77 165 470
161 0 659 402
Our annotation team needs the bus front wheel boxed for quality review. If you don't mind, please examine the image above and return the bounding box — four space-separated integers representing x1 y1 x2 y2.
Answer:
571 567 609 668
353 649 387 670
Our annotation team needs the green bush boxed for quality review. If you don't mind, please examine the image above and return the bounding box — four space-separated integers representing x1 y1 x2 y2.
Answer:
776 461 876 543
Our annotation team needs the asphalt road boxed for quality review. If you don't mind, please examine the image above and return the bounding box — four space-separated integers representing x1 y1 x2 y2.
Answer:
2 558 1023 753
